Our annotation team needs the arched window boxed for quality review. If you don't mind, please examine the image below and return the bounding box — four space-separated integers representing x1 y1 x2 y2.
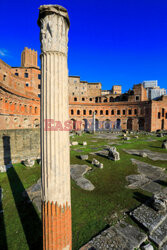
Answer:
111 110 114 115
77 110 80 115
100 110 103 115
89 110 92 115
74 97 77 101
71 109 74 115
134 109 137 115
83 110 86 115
106 110 109 115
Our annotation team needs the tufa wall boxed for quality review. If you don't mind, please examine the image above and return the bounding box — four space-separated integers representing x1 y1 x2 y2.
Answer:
0 128 40 166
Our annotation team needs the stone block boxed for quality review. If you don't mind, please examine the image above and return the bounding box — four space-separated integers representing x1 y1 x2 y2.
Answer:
124 137 130 140
71 141 78 146
131 204 167 233
140 152 148 157
141 243 154 250
162 141 167 149
108 147 120 161
23 159 35 167
80 155 88 160
149 217 167 247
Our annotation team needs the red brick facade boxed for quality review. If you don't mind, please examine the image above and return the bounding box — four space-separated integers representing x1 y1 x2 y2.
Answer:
0 48 166 132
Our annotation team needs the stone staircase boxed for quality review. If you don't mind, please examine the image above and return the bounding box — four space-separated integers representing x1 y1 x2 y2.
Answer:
131 202 167 249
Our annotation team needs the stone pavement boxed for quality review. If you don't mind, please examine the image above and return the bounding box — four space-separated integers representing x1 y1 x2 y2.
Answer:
123 149 167 161
80 222 147 250
126 159 167 193
127 158 167 249
131 190 167 249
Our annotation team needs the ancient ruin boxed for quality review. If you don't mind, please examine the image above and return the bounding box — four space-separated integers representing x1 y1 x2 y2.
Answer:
38 5 71 250
0 53 167 131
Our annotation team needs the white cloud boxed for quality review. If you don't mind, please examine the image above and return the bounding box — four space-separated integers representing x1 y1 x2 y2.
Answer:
0 49 8 57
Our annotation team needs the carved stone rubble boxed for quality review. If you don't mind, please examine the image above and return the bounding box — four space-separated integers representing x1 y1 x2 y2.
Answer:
108 146 120 161
92 158 103 169
153 192 167 212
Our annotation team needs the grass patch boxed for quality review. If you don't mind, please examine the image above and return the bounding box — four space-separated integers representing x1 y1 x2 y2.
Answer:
0 133 167 249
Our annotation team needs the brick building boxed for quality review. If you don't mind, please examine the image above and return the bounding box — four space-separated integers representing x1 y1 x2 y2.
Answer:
0 48 167 132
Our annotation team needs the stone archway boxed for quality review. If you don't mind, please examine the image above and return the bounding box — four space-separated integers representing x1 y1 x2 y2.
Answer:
82 119 88 131
95 119 99 130
104 119 111 130
127 118 132 130
116 119 121 129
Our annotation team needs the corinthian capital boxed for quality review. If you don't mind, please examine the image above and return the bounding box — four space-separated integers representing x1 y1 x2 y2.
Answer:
38 5 70 54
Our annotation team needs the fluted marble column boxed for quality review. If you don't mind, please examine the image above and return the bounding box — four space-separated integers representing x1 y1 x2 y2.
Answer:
38 5 71 250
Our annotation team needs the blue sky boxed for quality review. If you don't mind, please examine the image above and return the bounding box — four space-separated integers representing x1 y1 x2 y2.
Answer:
0 0 167 92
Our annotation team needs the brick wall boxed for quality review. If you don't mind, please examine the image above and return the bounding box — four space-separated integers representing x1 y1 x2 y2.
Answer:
0 129 40 166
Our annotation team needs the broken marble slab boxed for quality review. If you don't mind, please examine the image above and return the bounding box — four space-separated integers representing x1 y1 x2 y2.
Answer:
149 216 167 247
70 164 95 191
131 203 167 233
131 159 167 181
126 174 150 189
141 182 163 194
80 222 147 250
124 149 167 161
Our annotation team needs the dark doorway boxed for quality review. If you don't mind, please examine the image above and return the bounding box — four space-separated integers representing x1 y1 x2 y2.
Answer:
127 118 132 130
116 119 121 129
161 119 164 130
138 118 145 131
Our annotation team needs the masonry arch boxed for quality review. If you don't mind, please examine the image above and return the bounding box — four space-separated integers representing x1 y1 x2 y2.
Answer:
109 97 114 102
104 119 111 130
115 96 120 102
95 119 99 130
116 118 121 129
82 119 88 131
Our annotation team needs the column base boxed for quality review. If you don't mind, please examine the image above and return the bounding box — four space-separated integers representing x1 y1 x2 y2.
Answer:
42 201 72 250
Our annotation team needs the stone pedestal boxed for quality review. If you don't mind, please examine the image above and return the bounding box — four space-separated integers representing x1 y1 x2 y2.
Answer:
38 5 71 250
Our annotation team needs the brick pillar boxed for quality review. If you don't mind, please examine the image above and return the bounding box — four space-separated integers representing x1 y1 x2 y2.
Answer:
38 5 71 250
